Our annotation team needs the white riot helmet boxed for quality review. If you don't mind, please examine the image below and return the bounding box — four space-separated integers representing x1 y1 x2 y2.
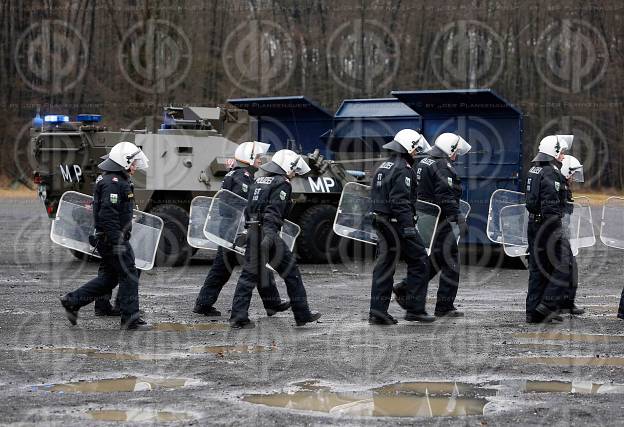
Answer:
260 149 311 176
532 135 570 162
431 133 471 158
98 141 149 172
561 155 584 182
382 129 430 155
234 141 271 166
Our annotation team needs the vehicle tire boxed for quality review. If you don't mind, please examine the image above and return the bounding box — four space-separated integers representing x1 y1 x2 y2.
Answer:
70 249 98 262
149 204 193 267
296 204 341 263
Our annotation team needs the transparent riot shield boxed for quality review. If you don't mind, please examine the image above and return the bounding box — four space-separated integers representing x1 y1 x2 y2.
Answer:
333 182 441 255
415 200 442 255
600 197 624 249
455 199 472 243
187 196 219 251
500 202 581 257
487 189 525 244
499 204 529 257
572 196 596 248
50 191 163 270
130 212 164 270
333 182 376 245
203 189 300 255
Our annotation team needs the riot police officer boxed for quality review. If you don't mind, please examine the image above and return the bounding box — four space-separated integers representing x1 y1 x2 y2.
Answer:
193 141 290 317
525 135 571 323
560 154 586 316
60 141 150 330
229 149 321 329
369 129 434 325
400 133 471 318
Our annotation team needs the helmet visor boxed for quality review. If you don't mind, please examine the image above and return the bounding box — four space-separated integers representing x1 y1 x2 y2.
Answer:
130 150 150 170
293 156 311 175
456 137 472 156
569 166 584 182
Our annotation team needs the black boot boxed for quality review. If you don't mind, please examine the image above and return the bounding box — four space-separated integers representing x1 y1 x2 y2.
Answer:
392 283 408 310
405 312 436 322
560 304 585 315
229 319 256 329
266 300 291 317
368 312 398 325
94 304 121 317
193 303 222 317
121 316 151 330
295 311 322 326
60 296 79 326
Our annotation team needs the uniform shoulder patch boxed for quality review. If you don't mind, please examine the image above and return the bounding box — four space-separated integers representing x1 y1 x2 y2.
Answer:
241 183 248 193
110 193 118 204
529 166 543 174
225 170 235 177
405 176 411 187
447 177 453 187
279 190 287 200
554 181 561 191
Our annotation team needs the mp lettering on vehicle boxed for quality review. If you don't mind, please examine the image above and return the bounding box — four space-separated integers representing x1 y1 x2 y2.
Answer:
308 176 336 193
59 164 83 183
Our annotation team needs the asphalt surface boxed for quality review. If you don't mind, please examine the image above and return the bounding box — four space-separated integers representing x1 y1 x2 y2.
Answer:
2 196 624 426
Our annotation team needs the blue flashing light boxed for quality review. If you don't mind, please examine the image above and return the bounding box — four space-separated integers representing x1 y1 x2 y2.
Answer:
76 114 102 123
33 113 43 129
44 115 70 123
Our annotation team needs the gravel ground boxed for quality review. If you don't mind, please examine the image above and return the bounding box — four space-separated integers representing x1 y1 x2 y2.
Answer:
1 196 624 426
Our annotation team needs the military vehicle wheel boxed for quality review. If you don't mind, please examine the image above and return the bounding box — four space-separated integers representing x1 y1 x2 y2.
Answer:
70 250 98 262
297 204 340 263
150 204 193 267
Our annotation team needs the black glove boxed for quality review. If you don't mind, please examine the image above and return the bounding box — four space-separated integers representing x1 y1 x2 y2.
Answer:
457 214 468 237
401 227 418 238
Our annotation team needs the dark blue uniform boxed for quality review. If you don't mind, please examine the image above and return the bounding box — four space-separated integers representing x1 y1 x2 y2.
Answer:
525 162 571 319
230 174 314 324
62 171 141 325
194 166 282 313
414 151 463 314
370 153 430 317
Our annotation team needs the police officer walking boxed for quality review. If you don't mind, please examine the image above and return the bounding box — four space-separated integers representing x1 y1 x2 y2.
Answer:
525 135 571 323
229 149 321 329
60 141 150 330
559 153 586 316
396 133 471 318
193 141 290 317
369 129 434 325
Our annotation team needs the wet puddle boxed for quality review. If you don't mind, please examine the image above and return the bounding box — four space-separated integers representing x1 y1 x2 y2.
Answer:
35 376 199 393
32 347 179 361
87 409 194 422
518 356 624 367
152 322 228 332
519 380 624 394
243 382 493 417
514 332 624 344
508 343 564 351
190 344 276 355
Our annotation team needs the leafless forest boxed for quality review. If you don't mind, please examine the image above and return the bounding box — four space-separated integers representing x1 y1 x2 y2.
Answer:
1 0 622 189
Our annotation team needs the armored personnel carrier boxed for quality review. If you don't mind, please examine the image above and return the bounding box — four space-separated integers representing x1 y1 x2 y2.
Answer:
32 106 356 265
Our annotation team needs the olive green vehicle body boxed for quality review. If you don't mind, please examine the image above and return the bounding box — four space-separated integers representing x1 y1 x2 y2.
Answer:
32 106 356 265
